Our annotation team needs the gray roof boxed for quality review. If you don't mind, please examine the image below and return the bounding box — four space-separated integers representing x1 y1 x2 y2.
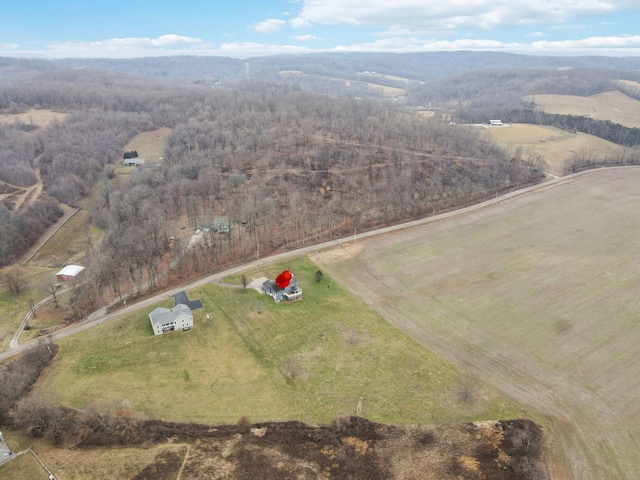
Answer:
149 303 192 327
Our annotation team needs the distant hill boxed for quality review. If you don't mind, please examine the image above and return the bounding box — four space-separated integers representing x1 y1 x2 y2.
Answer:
50 52 640 83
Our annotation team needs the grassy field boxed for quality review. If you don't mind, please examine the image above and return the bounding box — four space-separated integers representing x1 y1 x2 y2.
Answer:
19 291 72 342
0 452 47 480
0 435 187 480
526 90 640 129
33 257 525 427
0 266 56 352
27 209 101 268
278 71 406 98
34 443 188 480
121 127 172 163
482 123 621 175
0 108 67 127
312 167 640 479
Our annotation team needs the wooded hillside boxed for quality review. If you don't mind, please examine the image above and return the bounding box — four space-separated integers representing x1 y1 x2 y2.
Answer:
4 51 639 307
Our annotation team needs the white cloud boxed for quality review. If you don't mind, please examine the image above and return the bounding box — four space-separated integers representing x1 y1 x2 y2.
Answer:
219 41 312 57
324 33 640 56
22 34 210 58
291 34 323 41
50 34 203 51
0 43 20 49
291 0 638 32
252 18 286 34
531 34 640 50
528 31 546 37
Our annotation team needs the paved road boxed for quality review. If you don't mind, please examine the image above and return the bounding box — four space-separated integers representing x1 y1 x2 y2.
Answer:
0 166 631 363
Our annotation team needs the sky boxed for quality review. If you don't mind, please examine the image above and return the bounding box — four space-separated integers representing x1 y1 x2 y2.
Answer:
1 0 639 59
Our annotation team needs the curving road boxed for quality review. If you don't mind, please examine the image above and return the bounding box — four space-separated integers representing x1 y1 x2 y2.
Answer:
2 166 638 479
0 167 624 365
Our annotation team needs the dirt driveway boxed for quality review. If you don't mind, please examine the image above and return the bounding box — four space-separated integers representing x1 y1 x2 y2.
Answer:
312 168 640 480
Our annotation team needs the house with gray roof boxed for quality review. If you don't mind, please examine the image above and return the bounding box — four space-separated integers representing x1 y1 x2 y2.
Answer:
0 431 11 465
149 304 193 335
262 278 303 303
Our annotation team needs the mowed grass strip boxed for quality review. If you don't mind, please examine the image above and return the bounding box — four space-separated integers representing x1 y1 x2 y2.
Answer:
34 257 524 426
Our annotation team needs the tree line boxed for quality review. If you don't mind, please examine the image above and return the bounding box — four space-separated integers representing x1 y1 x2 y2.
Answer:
0 197 63 265
78 82 543 312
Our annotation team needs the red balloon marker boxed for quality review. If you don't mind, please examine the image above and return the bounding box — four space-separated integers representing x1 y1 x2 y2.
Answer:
275 270 292 288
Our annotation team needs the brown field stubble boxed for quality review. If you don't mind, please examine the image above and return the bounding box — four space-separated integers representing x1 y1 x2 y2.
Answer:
312 167 640 480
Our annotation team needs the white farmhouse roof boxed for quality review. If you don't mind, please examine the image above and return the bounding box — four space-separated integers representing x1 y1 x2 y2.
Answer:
56 265 85 277
149 303 192 328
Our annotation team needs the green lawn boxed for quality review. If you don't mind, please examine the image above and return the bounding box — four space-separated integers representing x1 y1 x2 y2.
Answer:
34 257 524 425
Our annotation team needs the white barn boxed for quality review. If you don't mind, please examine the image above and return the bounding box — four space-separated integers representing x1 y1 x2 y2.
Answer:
56 265 85 281
149 304 193 335
124 158 145 167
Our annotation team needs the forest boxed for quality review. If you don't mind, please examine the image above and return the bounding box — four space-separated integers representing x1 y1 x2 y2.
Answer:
2 52 639 313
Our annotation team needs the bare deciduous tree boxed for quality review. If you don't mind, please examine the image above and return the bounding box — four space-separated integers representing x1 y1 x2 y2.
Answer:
2 265 29 293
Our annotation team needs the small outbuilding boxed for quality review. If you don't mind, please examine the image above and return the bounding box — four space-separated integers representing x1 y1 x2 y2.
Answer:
488 119 503 126
56 265 85 281
123 158 145 167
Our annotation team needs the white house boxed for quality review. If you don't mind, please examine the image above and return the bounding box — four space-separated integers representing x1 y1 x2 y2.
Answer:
262 272 303 303
488 119 503 126
149 304 193 335
124 158 145 167
0 431 11 465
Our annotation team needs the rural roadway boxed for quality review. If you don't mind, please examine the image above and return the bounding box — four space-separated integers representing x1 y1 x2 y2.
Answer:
0 167 610 365
2 166 637 479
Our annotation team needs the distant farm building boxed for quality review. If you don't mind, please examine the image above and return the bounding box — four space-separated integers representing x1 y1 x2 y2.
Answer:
123 158 145 167
149 304 193 335
56 265 85 281
488 119 503 126
262 270 302 303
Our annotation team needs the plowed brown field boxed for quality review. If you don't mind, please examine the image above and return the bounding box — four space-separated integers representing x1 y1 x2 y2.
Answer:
312 167 640 480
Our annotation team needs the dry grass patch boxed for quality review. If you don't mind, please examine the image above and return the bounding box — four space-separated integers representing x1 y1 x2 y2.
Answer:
31 443 188 480
483 123 620 175
0 451 46 480
122 127 172 162
28 209 98 267
526 90 640 129
364 83 405 97
0 109 67 128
